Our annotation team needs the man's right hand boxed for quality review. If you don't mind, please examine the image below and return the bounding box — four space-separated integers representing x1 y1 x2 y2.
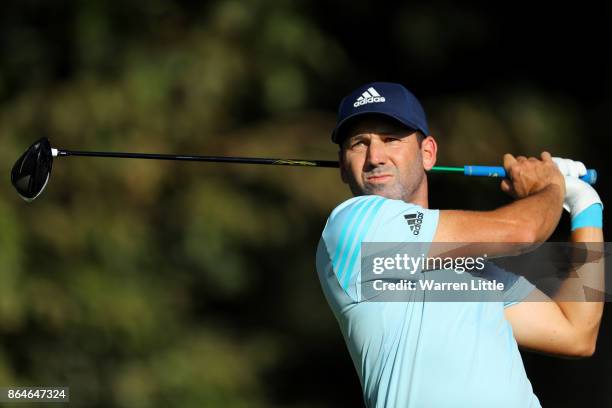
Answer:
500 151 565 200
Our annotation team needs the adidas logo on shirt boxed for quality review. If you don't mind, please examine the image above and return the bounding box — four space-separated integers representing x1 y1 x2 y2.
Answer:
353 87 386 107
404 212 424 235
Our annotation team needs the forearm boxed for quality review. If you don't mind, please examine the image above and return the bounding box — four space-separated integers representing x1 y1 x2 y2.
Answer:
553 226 605 353
435 153 564 246
494 183 564 242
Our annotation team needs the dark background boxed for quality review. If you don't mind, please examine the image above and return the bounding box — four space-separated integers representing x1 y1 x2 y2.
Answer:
0 1 609 406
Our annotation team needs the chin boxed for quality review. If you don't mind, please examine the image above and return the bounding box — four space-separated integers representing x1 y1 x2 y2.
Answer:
349 179 407 201
362 184 405 200
377 191 404 200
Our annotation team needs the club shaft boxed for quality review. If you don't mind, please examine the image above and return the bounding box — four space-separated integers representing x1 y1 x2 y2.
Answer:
54 150 598 184
56 149 339 168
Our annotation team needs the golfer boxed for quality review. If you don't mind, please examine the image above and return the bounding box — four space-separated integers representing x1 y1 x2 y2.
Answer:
315 82 604 407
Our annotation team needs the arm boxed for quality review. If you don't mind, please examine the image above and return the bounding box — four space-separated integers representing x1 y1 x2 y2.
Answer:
434 183 563 243
504 227 604 357
504 162 604 357
432 152 565 257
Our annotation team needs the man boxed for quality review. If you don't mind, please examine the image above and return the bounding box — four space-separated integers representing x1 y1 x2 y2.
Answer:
315 82 604 407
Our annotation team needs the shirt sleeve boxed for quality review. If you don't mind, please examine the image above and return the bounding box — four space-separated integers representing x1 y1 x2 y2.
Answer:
321 195 439 301
479 261 536 308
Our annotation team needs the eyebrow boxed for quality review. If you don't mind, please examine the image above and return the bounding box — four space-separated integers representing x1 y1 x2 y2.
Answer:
348 130 409 140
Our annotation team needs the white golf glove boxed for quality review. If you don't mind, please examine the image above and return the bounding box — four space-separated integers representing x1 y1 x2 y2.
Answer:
552 157 602 218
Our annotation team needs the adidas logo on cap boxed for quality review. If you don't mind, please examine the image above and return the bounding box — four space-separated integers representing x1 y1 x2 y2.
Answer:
353 87 386 107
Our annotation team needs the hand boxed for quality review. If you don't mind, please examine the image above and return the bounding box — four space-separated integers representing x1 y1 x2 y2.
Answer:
551 157 587 179
500 152 565 200
552 157 603 217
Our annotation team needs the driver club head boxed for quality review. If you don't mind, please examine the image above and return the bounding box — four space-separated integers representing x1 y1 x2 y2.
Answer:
11 137 53 202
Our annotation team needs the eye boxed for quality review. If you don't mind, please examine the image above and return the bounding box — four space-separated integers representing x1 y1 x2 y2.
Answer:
350 139 366 149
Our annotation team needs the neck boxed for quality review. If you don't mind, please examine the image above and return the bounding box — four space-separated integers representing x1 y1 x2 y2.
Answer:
405 176 429 208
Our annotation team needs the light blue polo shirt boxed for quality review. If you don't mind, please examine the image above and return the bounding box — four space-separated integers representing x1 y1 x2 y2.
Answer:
316 195 541 408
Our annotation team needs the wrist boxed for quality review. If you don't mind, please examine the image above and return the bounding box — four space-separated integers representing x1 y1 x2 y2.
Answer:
540 183 564 207
563 176 603 219
571 203 603 230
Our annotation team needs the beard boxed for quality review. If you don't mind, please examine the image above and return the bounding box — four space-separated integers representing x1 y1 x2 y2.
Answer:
348 164 425 202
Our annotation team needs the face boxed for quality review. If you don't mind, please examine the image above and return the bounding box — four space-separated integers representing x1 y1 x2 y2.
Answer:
339 115 437 204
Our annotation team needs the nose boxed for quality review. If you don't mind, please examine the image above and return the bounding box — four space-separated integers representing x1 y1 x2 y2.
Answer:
365 138 388 168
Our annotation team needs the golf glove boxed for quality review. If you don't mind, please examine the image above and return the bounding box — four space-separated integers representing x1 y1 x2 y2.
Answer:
552 157 603 218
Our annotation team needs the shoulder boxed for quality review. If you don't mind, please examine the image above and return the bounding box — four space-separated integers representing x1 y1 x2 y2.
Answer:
328 195 430 219
326 196 378 222
326 195 411 229
322 195 439 244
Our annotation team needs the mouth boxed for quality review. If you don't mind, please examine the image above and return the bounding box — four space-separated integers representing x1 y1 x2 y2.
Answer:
365 174 393 184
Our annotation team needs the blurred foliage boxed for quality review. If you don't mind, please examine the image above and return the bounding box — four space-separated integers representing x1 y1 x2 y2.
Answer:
0 1 607 407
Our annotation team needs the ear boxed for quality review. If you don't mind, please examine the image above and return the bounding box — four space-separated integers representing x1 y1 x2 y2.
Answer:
338 149 349 184
421 136 438 171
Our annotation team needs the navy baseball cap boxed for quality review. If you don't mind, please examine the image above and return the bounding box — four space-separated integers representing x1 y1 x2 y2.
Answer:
331 82 429 144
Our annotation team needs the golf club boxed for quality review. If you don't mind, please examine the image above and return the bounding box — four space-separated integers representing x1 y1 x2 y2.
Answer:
11 137 598 202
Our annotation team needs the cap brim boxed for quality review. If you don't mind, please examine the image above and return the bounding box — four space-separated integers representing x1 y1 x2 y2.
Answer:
331 111 424 145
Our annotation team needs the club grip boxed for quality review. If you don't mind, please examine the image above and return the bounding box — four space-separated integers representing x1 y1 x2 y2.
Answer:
464 166 597 185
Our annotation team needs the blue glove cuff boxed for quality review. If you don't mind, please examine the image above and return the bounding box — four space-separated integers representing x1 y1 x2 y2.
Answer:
571 203 603 230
